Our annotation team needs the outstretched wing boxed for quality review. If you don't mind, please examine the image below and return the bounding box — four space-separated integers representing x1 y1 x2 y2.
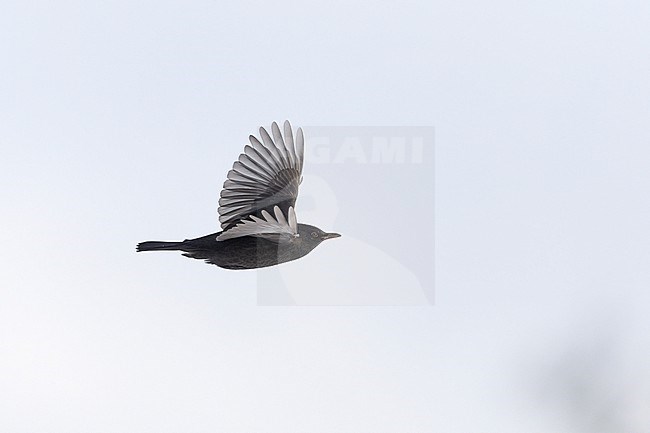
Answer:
218 120 305 235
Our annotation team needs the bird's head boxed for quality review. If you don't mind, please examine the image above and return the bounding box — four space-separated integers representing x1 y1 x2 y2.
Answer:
296 224 341 250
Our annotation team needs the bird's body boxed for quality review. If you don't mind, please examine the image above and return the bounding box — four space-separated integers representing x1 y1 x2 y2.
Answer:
137 121 340 270
137 224 339 269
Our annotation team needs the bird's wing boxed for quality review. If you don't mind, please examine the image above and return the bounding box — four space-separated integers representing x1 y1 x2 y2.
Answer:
217 205 299 242
218 120 305 231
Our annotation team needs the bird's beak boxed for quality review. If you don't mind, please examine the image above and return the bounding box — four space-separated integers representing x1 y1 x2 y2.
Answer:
322 232 341 240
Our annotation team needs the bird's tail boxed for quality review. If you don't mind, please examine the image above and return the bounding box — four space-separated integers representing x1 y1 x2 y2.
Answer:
136 240 185 252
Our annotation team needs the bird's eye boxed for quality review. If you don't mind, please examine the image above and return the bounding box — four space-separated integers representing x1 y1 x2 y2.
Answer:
311 231 319 238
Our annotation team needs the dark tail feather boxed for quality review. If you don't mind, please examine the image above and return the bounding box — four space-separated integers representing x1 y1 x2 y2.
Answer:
136 240 185 252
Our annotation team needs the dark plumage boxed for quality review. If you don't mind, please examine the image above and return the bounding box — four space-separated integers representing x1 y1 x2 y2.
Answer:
136 121 340 270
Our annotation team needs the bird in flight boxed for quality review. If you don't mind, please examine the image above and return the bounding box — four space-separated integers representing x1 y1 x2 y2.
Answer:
137 121 340 270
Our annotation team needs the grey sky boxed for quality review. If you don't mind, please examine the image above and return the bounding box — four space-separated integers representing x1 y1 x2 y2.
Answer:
1 0 649 432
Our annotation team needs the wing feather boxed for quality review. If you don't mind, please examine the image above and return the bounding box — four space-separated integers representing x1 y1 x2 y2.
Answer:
232 161 273 183
283 120 296 168
296 127 305 173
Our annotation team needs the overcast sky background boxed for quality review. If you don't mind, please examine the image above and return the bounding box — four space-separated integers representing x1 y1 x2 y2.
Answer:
1 1 649 432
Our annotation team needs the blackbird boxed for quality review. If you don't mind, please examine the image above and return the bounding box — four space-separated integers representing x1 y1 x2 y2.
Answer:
136 121 340 270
